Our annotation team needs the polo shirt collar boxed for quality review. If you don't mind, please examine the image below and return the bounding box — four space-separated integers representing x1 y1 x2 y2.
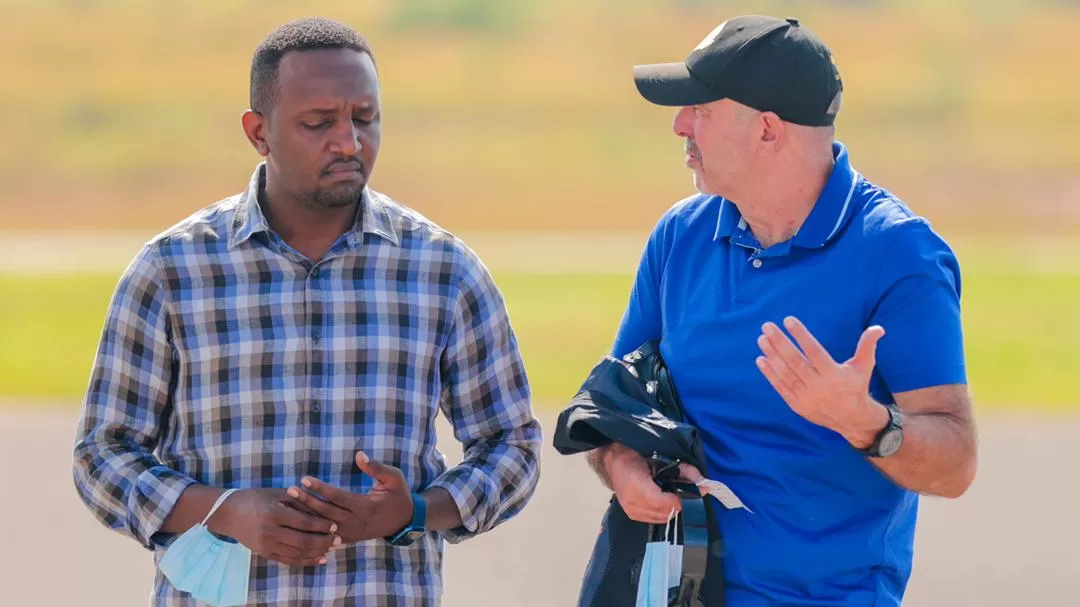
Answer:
712 141 860 249
791 141 860 249
713 195 743 242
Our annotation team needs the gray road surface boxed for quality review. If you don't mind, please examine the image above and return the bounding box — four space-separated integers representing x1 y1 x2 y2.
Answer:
0 408 1075 606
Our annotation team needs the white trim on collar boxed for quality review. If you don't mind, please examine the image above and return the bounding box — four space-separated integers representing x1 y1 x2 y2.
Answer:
825 171 860 243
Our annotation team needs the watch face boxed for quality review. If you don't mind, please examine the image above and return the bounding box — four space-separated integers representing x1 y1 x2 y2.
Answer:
879 429 903 457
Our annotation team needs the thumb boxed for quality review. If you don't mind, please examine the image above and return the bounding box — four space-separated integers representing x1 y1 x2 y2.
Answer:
677 463 705 485
355 451 402 487
850 325 885 374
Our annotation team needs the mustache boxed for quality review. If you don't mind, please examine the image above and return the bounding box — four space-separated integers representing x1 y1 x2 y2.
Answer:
322 157 365 175
685 140 700 157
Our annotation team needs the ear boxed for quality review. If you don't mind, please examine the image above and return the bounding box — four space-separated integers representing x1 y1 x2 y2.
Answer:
759 112 785 145
241 109 270 157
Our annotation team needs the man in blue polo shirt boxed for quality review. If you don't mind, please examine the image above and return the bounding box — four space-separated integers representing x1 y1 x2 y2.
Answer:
587 15 978 606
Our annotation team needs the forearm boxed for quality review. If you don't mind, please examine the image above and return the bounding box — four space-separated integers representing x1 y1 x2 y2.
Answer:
427 419 541 542
159 484 227 535
849 403 977 498
419 487 463 532
586 443 627 490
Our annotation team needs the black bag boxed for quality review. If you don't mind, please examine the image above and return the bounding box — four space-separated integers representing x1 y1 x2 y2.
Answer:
553 341 725 606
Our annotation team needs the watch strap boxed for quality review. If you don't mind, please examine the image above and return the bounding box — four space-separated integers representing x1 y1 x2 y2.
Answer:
857 405 902 457
386 492 427 545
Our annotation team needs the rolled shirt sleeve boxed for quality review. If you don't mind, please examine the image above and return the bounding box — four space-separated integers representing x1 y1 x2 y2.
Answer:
428 246 542 543
72 244 197 550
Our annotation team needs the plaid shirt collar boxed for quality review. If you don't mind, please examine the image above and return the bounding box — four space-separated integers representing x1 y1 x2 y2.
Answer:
228 162 401 251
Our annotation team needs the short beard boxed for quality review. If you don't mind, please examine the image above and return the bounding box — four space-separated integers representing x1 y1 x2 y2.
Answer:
305 182 364 211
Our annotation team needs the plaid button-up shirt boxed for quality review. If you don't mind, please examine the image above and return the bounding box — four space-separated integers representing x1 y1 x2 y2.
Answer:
73 164 542 605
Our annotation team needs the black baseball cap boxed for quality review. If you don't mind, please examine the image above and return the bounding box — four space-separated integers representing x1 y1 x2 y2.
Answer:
633 15 843 127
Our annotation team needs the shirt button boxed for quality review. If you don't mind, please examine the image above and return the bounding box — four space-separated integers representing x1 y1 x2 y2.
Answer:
751 259 763 269
312 329 321 343
311 268 320 279
311 401 321 413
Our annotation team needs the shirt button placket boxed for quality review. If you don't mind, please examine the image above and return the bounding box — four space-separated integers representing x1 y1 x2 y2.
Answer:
305 264 324 476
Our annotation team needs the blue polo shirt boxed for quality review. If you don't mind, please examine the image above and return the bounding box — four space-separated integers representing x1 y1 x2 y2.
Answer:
612 142 966 606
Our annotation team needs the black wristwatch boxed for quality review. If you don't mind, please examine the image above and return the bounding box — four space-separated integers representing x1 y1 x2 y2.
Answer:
857 405 904 458
386 493 427 546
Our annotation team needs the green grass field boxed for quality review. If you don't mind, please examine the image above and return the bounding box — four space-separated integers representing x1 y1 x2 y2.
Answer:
3 240 1077 410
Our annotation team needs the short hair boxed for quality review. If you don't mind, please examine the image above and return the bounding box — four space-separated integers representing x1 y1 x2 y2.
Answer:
250 17 374 114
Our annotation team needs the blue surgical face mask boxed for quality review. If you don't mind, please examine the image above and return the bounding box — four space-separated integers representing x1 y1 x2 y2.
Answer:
636 509 677 607
158 489 251 607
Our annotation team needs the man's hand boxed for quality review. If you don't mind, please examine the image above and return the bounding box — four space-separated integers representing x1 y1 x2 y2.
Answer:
208 488 339 568
597 443 701 524
287 451 414 544
756 316 889 448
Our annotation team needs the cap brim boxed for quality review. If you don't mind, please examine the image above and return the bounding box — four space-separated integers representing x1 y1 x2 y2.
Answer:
633 62 721 106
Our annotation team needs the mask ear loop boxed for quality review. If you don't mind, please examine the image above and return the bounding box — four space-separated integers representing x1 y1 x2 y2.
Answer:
665 507 676 544
669 503 678 546
201 489 239 527
672 508 681 547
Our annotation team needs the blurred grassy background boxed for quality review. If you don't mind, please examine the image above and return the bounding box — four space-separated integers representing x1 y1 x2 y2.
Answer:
0 0 1077 410
3 240 1078 408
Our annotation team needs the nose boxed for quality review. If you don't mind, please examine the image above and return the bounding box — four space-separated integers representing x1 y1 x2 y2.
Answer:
673 106 694 138
332 120 363 157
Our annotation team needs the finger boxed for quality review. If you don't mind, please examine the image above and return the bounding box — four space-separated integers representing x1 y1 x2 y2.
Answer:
287 485 348 523
761 322 816 384
267 550 329 568
617 473 680 524
625 501 677 525
757 356 800 405
849 325 886 374
630 507 673 522
275 499 340 534
282 495 324 518
757 334 806 394
355 451 405 488
275 527 339 556
641 481 683 520
299 477 353 509
262 539 325 563
656 492 682 519
637 499 681 524
677 463 705 493
782 316 837 371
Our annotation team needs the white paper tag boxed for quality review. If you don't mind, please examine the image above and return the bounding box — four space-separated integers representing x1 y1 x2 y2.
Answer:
696 478 753 513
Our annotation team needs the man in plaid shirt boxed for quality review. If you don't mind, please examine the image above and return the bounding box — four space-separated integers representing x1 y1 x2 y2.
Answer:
73 17 541 606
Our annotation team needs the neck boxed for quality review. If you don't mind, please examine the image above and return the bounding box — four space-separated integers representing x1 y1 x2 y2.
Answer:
734 149 834 249
261 179 359 262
